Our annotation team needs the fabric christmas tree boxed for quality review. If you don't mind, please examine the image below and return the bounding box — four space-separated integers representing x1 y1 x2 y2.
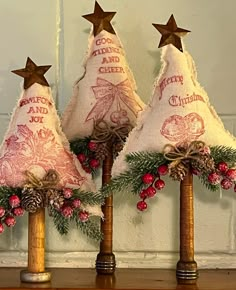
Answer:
107 15 236 210
62 1 145 171
0 58 103 239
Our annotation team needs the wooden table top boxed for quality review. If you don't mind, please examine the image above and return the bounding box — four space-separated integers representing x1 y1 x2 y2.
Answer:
0 268 234 290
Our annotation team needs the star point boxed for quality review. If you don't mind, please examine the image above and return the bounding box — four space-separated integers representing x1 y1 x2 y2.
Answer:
82 1 116 36
12 57 51 89
153 15 190 52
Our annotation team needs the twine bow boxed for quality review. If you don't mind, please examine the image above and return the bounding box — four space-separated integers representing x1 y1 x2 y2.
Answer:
163 141 206 164
24 169 59 189
91 119 133 143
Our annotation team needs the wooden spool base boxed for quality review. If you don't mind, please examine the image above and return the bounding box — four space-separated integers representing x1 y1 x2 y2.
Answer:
176 260 198 284
96 253 116 275
176 171 198 285
20 270 51 283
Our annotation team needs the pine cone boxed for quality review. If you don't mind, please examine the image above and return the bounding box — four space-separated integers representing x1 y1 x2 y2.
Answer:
191 155 215 173
21 188 44 213
113 142 124 156
169 161 188 181
46 189 64 209
94 142 109 161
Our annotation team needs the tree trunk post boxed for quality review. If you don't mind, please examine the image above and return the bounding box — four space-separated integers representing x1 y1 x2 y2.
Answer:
176 170 198 284
96 148 116 274
20 208 51 283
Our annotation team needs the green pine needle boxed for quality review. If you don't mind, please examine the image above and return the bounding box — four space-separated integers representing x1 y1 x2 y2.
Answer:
50 207 102 240
103 146 236 196
102 151 167 196
126 151 166 170
0 187 22 208
70 137 100 176
50 207 70 235
76 219 103 241
101 171 134 196
198 174 219 192
70 137 92 155
73 189 105 205
210 145 236 164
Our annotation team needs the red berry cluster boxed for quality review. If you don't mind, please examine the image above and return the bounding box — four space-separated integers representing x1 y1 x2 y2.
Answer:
77 141 100 174
207 162 236 191
0 194 25 234
60 188 89 222
137 164 168 211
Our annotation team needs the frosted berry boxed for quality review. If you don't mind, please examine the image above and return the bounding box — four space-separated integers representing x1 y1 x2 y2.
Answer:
61 205 73 218
139 189 148 199
89 159 100 169
225 169 236 181
157 164 169 176
0 223 4 234
78 211 89 222
63 188 73 199
0 207 5 218
88 141 97 151
221 178 233 190
77 153 86 163
9 195 21 208
217 162 228 173
137 200 147 211
12 207 25 216
83 166 92 174
154 179 165 190
4 216 16 227
208 172 221 185
141 173 154 184
146 186 156 198
72 199 81 208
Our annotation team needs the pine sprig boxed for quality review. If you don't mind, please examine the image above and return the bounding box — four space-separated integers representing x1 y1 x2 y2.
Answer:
70 137 100 176
50 206 70 235
0 186 103 240
50 207 102 240
126 151 166 171
76 219 103 241
198 173 219 192
102 152 167 196
211 145 236 164
0 187 22 208
70 137 92 156
101 171 134 196
73 189 105 205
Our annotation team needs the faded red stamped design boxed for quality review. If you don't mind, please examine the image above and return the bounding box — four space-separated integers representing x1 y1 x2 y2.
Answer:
161 112 205 142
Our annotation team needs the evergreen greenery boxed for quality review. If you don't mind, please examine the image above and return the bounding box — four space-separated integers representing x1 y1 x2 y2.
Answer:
73 189 108 204
126 151 166 170
70 137 100 176
0 187 22 209
210 146 236 164
103 145 236 195
50 206 70 235
0 185 105 241
50 206 102 241
70 137 92 156
198 173 219 192
75 216 103 241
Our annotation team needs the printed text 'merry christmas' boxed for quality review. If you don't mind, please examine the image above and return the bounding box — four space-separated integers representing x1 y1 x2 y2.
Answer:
168 92 205 107
159 75 183 99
